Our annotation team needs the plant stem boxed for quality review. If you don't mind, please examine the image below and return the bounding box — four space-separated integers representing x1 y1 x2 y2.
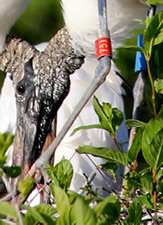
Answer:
152 167 157 219
112 134 122 152
146 59 157 120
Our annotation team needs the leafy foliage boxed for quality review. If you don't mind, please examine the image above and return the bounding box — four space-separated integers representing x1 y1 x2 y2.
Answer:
0 133 21 178
154 78 163 94
18 175 35 203
47 158 73 191
142 118 163 168
123 199 142 225
76 145 128 166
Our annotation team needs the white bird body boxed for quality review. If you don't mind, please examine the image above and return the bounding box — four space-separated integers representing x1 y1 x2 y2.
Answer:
61 0 147 56
0 0 30 52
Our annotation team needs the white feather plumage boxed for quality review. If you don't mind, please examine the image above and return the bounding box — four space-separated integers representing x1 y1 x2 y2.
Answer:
61 0 147 56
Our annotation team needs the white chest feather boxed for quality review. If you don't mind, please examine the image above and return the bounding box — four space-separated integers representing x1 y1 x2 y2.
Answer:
61 0 147 56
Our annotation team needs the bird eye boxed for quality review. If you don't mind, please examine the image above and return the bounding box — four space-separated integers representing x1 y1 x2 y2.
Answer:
16 83 26 95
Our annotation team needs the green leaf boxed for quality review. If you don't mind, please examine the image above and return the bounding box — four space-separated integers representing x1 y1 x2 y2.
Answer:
125 119 146 128
124 199 142 225
68 191 93 206
38 214 56 225
158 107 163 131
124 171 142 190
154 27 163 46
0 132 14 158
158 106 163 124
71 124 103 136
128 128 144 162
22 205 50 225
156 166 163 180
34 203 56 216
101 161 118 177
117 45 144 53
154 79 163 94
23 212 36 225
70 197 96 225
47 158 73 191
142 119 163 168
24 204 56 225
3 166 21 178
0 221 10 225
50 184 70 214
93 96 114 133
0 158 6 169
24 203 56 225
143 11 163 57
93 96 124 133
56 209 70 225
76 145 128 165
112 107 124 131
94 194 120 224
147 0 163 4
73 97 124 136
18 175 35 203
140 168 153 194
0 201 18 221
139 193 153 209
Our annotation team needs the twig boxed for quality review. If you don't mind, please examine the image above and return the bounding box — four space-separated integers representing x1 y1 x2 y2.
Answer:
0 193 12 201
133 191 154 220
15 203 24 225
152 167 157 218
86 154 119 195
112 134 123 152
12 194 23 225
146 59 157 120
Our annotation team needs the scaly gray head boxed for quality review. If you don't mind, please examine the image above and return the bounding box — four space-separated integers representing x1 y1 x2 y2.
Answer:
0 28 84 176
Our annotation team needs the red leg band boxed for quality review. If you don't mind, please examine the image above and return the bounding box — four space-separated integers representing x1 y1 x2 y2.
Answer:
95 37 112 59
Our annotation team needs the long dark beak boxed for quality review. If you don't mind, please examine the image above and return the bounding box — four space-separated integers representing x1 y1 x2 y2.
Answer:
12 58 70 176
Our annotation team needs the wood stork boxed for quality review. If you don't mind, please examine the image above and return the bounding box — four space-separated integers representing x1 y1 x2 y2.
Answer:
0 0 160 197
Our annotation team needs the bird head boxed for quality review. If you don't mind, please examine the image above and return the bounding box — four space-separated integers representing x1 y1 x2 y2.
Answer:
0 28 84 177
13 58 62 176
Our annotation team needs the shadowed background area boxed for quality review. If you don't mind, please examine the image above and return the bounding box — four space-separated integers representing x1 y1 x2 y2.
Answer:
10 0 64 45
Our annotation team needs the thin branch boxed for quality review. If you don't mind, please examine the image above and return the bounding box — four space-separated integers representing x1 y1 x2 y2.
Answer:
112 134 123 152
146 58 157 120
0 193 12 201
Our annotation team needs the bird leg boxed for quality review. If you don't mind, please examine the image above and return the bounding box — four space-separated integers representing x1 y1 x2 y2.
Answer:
33 0 112 178
128 4 156 149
